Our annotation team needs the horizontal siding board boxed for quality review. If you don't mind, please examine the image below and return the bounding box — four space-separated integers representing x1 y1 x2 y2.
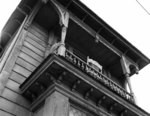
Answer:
29 28 47 41
16 57 36 72
30 24 48 38
10 71 26 84
21 46 43 63
27 32 47 47
2 88 30 108
13 64 31 78
0 98 16 115
25 37 46 52
6 79 20 94
19 52 40 67
0 97 30 116
0 110 15 116
23 41 44 57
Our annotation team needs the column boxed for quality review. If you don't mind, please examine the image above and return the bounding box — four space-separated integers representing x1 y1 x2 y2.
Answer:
124 73 136 103
43 91 69 116
51 1 69 56
120 56 136 103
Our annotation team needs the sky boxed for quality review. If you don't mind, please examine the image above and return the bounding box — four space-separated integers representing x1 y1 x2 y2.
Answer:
0 0 150 113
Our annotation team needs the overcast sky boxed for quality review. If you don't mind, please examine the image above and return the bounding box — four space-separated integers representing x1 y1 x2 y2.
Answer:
0 0 150 113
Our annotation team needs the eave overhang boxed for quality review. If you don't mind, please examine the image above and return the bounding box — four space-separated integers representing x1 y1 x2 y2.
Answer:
0 0 39 55
20 54 149 116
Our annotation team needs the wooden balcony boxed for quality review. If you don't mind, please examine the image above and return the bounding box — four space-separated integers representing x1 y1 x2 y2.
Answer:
20 48 147 115
64 49 133 102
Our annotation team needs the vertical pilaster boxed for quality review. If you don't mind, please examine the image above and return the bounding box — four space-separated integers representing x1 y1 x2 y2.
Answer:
43 91 69 116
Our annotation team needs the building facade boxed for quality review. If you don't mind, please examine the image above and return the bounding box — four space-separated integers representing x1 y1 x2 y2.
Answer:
0 0 149 116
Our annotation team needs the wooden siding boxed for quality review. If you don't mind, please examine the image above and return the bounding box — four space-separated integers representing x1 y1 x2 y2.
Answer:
1 23 48 115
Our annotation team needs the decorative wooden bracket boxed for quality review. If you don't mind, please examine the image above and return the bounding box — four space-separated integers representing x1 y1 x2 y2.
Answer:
71 80 81 92
108 103 117 113
97 96 106 107
35 82 46 92
120 109 127 116
26 90 37 101
120 55 139 76
46 72 56 82
51 0 69 56
57 71 67 83
41 0 49 4
84 88 94 100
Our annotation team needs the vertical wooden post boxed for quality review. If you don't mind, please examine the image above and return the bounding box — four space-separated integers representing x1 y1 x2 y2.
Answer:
43 91 69 116
51 1 69 56
120 56 136 103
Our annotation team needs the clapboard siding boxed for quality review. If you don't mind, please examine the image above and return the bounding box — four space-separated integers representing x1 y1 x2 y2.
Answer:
16 57 36 72
27 32 47 47
29 27 47 41
6 79 20 93
1 23 49 116
30 24 48 38
0 110 15 116
10 71 26 84
21 46 43 62
25 37 46 52
2 88 30 108
0 97 31 116
19 52 41 67
23 41 45 57
13 64 32 78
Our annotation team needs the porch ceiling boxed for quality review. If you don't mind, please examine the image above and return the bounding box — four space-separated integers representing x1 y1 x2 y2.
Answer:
66 20 123 78
34 2 59 31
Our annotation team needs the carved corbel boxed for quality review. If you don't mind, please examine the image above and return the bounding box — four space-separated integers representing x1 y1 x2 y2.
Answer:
108 103 117 113
35 82 46 92
46 72 56 83
26 90 37 101
41 0 49 4
120 110 127 116
71 80 81 92
95 33 100 43
57 71 67 83
97 96 106 106
84 88 94 100
120 55 139 76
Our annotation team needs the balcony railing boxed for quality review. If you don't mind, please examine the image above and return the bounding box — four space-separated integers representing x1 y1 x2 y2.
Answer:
63 49 134 103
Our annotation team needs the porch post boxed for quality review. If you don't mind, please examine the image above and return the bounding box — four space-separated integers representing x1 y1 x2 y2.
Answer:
51 1 69 56
120 56 136 103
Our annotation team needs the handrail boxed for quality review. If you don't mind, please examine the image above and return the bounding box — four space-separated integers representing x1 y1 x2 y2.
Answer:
64 49 134 103
0 15 28 72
